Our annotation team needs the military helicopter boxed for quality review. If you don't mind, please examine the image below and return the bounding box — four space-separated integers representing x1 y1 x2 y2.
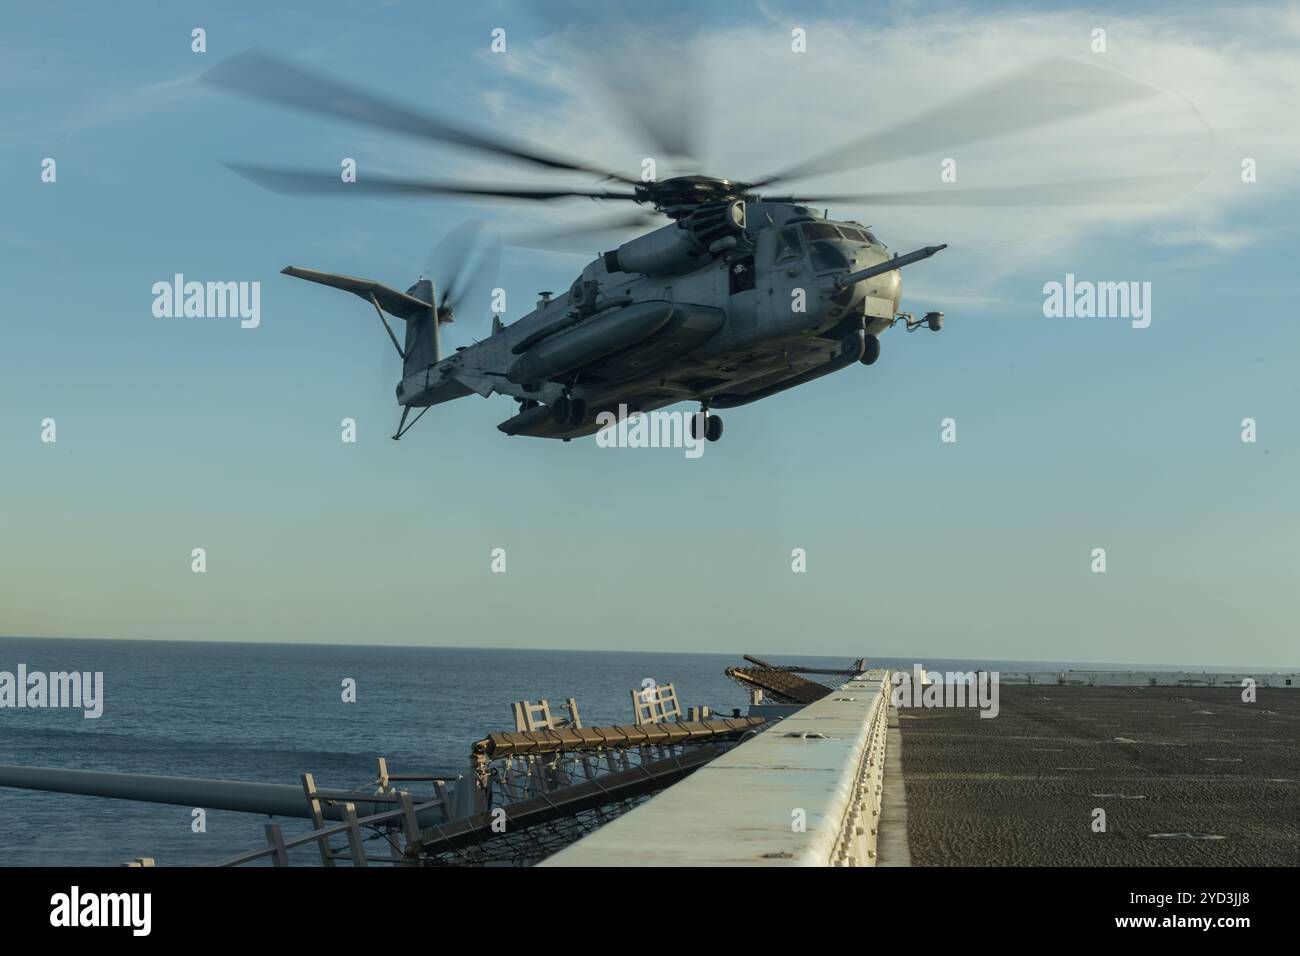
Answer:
203 50 1193 442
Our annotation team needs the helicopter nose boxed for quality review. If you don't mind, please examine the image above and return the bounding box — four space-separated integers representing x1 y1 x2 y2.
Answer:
873 269 902 316
873 266 901 301
854 250 901 293
840 254 902 322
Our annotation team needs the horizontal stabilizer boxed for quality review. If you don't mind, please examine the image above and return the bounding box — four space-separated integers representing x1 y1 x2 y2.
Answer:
281 266 432 319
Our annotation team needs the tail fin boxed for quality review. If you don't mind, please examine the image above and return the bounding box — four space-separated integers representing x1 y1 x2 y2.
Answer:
281 266 440 375
401 278 439 377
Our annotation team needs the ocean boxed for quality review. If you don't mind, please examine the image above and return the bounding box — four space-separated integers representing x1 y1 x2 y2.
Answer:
0 637 1262 866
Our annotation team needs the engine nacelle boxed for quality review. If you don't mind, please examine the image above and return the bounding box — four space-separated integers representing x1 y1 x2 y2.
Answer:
603 200 746 276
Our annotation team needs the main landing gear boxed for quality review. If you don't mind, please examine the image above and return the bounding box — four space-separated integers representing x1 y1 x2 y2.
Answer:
690 407 724 442
550 394 587 427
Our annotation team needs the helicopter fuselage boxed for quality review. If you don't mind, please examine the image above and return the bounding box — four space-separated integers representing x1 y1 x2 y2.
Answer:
397 201 905 440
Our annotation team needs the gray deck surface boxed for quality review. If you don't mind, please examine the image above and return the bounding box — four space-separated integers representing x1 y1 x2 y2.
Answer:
897 686 1300 866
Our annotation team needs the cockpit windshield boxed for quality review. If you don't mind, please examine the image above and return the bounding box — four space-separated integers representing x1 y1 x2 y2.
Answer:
800 223 841 241
778 221 881 271
808 241 850 272
800 222 880 247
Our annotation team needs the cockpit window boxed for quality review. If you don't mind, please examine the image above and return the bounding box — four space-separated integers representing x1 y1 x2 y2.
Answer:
801 222 841 241
808 241 849 272
774 227 803 262
839 227 867 242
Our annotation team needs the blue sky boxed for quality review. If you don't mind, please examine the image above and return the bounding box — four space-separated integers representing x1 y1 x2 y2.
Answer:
1 1 1297 667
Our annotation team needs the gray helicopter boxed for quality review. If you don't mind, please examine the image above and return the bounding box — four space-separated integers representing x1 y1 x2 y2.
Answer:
204 52 1189 442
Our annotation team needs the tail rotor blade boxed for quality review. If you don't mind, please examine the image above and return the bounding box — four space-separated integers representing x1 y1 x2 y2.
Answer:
426 220 485 310
457 237 501 320
424 221 502 337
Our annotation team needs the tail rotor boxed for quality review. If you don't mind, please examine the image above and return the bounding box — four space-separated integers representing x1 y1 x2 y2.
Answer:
424 220 502 348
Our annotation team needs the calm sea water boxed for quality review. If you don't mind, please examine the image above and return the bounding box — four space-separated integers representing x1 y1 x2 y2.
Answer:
0 637 1236 866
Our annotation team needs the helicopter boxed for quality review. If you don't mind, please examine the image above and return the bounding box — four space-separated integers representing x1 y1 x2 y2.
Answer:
203 50 1194 443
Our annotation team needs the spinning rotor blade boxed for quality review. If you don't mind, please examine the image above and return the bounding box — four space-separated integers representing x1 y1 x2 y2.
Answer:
221 163 639 201
426 221 481 309
521 5 702 165
459 240 501 319
768 172 1206 207
750 57 1162 188
506 211 663 251
425 221 501 329
572 28 701 163
202 50 639 185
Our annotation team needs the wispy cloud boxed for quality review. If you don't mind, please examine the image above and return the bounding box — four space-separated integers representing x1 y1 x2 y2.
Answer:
1148 224 1260 253
470 5 1300 296
71 71 205 131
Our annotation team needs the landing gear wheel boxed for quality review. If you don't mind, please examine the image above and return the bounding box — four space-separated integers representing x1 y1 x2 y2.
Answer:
551 396 571 424
552 395 586 426
861 334 881 366
566 398 587 425
691 411 724 442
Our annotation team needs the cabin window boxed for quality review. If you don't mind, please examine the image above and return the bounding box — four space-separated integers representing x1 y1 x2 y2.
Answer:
729 254 756 294
808 241 849 272
801 222 840 241
774 227 803 262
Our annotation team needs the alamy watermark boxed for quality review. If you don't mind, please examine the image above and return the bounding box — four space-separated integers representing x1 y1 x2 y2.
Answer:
0 664 103 718
50 886 150 936
891 664 999 718
1043 273 1151 329
152 274 261 329
595 404 706 459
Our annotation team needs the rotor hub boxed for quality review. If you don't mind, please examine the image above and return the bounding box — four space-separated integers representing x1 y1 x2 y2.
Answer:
639 176 755 217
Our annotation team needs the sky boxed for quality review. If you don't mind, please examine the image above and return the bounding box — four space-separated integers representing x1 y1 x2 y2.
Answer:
1 0 1297 667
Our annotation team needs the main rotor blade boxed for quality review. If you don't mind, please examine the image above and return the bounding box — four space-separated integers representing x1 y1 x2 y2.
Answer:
506 211 663 249
221 162 641 201
571 29 700 163
770 172 1206 206
202 50 639 185
751 57 1162 188
521 6 702 165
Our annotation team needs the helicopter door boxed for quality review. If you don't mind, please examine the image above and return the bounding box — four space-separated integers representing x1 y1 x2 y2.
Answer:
760 226 806 334
728 254 756 295
725 247 759 335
